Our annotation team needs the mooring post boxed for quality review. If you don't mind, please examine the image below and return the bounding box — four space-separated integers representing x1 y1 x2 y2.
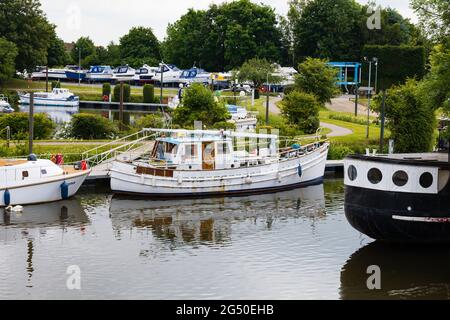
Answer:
45 66 49 93
380 90 386 153
355 84 359 117
119 81 124 131
6 126 10 148
29 92 34 154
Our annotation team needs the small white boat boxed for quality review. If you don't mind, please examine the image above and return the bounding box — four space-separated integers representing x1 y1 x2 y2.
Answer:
179 67 211 85
112 65 136 83
134 64 159 84
110 128 329 197
86 65 114 82
0 95 14 113
18 88 79 107
0 155 91 207
31 65 70 80
226 105 258 132
154 64 182 85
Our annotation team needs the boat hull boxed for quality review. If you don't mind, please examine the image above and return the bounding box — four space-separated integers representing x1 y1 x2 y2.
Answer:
19 95 79 107
65 71 87 81
0 170 90 207
110 144 329 198
345 185 450 243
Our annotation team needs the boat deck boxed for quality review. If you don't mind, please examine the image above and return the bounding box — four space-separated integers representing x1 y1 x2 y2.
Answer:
0 160 28 167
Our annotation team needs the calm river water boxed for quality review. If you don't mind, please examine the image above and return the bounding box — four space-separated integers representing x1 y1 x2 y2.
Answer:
1 179 449 300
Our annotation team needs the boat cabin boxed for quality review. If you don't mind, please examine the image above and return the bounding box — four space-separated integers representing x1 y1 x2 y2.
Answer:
147 129 278 171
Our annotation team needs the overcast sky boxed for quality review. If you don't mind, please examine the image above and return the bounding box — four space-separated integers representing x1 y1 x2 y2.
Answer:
40 0 417 46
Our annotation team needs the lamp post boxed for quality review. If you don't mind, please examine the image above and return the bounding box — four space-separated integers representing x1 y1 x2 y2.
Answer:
374 57 379 94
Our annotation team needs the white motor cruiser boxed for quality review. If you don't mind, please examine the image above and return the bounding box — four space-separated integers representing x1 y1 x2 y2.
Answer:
0 155 91 207
134 64 159 84
154 64 182 85
112 65 136 83
110 128 329 197
0 95 14 113
86 65 114 82
18 88 79 107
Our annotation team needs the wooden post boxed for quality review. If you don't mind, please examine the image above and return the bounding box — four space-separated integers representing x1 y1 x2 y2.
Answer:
119 81 124 131
29 92 34 154
380 90 386 153
355 84 359 117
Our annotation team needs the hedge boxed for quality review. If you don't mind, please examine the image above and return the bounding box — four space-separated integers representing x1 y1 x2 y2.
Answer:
361 45 426 91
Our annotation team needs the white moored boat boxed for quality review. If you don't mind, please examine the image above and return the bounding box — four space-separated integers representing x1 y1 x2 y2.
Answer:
0 155 91 207
110 128 329 197
18 88 80 107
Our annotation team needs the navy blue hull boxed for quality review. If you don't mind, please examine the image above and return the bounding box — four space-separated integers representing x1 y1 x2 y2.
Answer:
345 186 450 243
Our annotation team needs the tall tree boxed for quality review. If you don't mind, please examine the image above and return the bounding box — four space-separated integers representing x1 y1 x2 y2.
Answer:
47 31 70 67
0 0 54 72
237 58 279 99
71 37 96 67
119 27 161 68
411 0 450 42
0 37 18 82
163 0 282 71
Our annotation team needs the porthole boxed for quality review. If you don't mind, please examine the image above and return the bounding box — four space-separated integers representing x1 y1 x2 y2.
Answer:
419 172 433 189
347 165 357 181
367 168 383 184
392 170 408 187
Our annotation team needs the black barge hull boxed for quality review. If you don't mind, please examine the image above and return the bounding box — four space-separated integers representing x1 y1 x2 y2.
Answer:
345 186 450 243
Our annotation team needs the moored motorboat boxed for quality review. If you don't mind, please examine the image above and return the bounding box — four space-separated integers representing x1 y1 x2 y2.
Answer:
65 66 87 81
112 65 136 83
110 128 329 197
18 88 79 107
0 95 14 113
344 152 450 242
0 155 91 207
86 65 114 82
134 64 159 84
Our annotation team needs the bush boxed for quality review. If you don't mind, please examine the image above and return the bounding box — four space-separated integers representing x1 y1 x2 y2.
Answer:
134 114 165 129
280 91 320 134
0 112 55 140
328 113 368 125
143 84 155 103
211 121 236 130
328 144 355 160
102 83 111 97
373 79 435 153
173 83 230 127
51 81 61 90
113 83 131 102
68 113 118 139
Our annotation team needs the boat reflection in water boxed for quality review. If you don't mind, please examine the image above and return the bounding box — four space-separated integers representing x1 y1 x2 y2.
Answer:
19 105 79 124
340 242 450 299
1 199 89 241
109 184 325 246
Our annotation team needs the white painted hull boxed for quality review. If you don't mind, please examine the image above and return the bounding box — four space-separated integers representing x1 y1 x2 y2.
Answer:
111 143 329 196
86 73 113 81
19 95 79 107
0 170 90 207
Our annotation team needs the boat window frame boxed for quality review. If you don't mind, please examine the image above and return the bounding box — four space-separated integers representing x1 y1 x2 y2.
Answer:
347 165 357 181
392 170 408 187
367 167 383 184
419 172 433 189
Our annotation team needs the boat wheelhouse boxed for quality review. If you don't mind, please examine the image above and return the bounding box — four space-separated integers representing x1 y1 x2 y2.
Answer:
154 64 182 85
134 64 159 84
18 88 79 107
0 156 91 207
179 67 211 85
344 152 450 242
110 128 329 197
86 65 114 82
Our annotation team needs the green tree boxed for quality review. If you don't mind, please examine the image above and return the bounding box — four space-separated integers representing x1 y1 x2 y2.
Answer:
0 113 55 140
69 114 118 139
119 27 161 68
411 0 450 42
420 44 450 111
143 84 155 103
163 0 282 71
173 83 230 127
280 91 321 134
71 37 96 67
47 32 70 67
294 58 338 105
134 114 165 129
237 58 280 99
113 84 131 102
0 0 54 72
292 0 362 62
0 38 18 83
374 79 436 153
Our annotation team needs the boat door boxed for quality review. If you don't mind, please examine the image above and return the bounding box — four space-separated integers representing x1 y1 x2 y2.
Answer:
202 142 215 170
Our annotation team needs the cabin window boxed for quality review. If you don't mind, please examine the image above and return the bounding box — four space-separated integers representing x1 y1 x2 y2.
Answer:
419 172 433 188
184 144 198 159
41 169 47 175
348 165 357 181
392 170 408 187
367 168 382 184
22 171 29 178
217 142 230 155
